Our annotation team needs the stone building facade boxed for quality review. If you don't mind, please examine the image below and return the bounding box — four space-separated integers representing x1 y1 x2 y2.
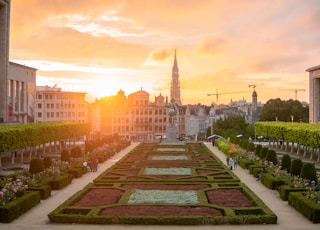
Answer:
90 89 175 142
7 62 37 123
307 64 320 123
34 85 88 123
0 0 10 123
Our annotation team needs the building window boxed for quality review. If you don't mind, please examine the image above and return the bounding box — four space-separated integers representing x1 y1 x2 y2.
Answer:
51 112 54 117
38 112 42 118
38 94 42 99
37 103 42 109
47 112 50 117
56 112 59 117
51 104 54 109
46 104 50 109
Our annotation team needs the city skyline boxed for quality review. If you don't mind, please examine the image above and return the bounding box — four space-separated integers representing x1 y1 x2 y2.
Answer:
9 0 320 104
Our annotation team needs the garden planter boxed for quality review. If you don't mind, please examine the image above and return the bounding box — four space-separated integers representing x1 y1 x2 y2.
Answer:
0 191 40 223
65 167 83 178
28 184 52 199
278 185 307 201
48 174 72 190
288 192 320 223
261 173 287 190
239 158 255 169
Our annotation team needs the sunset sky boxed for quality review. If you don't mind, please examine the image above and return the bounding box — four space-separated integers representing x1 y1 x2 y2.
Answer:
9 0 320 105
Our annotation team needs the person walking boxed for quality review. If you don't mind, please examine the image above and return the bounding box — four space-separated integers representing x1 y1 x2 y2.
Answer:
228 157 234 170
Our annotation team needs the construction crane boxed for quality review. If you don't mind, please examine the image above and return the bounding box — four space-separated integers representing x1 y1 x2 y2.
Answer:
248 83 264 91
207 89 250 105
282 88 305 100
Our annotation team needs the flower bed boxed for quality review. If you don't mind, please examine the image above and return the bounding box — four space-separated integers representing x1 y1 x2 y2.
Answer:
48 142 277 225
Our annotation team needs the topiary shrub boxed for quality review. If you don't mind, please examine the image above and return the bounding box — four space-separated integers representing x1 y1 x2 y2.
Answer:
290 158 303 176
281 154 291 172
240 139 249 150
29 158 44 174
246 142 255 153
255 144 262 157
61 149 70 163
43 156 52 169
71 146 82 158
260 147 269 159
300 162 318 185
265 150 278 165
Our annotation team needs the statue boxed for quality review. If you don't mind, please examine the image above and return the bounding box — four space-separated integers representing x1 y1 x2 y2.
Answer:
168 101 176 125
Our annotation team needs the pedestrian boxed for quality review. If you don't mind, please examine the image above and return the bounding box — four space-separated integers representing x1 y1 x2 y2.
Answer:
92 157 98 172
234 156 239 169
256 167 267 181
228 157 234 170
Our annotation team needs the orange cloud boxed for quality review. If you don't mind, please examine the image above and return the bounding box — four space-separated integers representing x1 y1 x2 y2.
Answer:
196 36 228 55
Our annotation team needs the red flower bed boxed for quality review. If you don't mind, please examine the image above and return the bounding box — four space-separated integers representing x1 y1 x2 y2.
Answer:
73 186 253 216
73 189 122 207
207 189 254 207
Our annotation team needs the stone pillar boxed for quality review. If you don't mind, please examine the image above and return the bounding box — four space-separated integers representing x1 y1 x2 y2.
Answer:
307 65 320 123
0 1 10 123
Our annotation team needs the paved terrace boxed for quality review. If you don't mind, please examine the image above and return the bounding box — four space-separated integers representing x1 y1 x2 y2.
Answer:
0 142 319 230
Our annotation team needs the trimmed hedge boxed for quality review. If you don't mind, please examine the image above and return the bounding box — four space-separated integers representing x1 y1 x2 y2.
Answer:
28 184 52 199
48 142 277 225
0 191 41 223
278 185 307 201
288 192 320 223
261 173 287 190
65 167 83 178
48 174 73 190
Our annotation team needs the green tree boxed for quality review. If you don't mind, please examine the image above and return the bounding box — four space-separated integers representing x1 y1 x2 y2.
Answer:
213 115 249 138
260 147 269 159
266 149 278 165
255 144 262 157
300 163 317 184
290 158 303 176
281 154 291 172
61 149 71 162
29 158 44 174
259 98 308 122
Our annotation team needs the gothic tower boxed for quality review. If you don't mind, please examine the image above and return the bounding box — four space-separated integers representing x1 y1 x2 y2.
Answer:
170 50 181 105
252 89 257 112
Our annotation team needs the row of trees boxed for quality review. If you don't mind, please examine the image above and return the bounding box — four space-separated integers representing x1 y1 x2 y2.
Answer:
206 98 308 140
0 122 91 152
258 98 308 122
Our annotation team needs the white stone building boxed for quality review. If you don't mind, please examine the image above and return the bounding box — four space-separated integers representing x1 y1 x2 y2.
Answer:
34 85 88 123
0 0 11 123
307 64 320 123
7 62 37 123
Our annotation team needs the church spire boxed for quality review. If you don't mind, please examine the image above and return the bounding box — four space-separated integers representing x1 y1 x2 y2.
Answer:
173 49 178 69
170 49 181 105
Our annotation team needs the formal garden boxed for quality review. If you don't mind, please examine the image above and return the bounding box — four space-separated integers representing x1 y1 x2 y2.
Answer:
48 142 277 225
215 136 320 223
1 121 320 224
0 126 130 223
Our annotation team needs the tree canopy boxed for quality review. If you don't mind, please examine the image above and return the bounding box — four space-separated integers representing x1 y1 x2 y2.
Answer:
213 115 250 138
259 98 308 122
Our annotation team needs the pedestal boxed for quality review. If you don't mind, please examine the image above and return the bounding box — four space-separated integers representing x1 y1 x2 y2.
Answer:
166 125 178 142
